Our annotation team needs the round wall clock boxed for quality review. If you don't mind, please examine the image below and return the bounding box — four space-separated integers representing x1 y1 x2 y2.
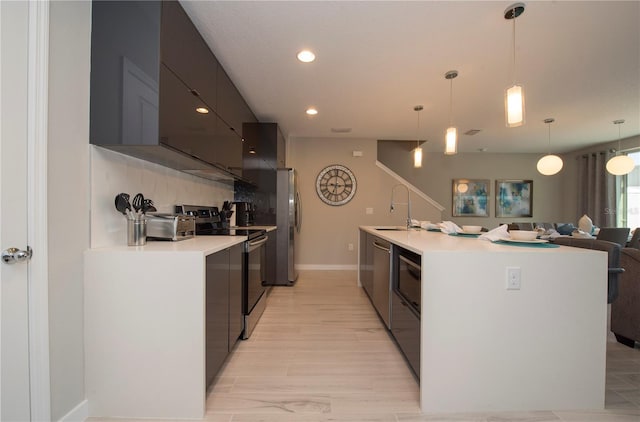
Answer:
315 164 357 206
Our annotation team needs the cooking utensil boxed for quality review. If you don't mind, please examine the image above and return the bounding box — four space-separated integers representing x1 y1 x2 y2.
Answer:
132 193 145 212
142 198 157 213
114 193 131 215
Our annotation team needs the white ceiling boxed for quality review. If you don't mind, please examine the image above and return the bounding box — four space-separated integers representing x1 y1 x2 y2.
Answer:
180 0 640 154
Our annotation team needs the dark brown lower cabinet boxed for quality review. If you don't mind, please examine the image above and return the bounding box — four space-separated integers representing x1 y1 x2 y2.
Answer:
205 243 243 389
228 243 243 350
206 249 229 388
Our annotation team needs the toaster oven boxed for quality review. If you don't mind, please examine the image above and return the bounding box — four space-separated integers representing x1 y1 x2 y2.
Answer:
146 213 195 241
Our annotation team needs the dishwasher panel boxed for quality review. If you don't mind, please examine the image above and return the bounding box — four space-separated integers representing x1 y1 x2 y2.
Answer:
372 236 392 328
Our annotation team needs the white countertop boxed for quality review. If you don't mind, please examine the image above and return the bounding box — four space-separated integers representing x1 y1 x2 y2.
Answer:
87 225 277 255
232 225 277 232
359 225 596 256
87 236 246 256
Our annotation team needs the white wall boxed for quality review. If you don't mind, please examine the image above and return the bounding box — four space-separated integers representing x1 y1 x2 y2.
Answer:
289 137 443 269
90 147 234 248
47 2 90 419
378 141 569 229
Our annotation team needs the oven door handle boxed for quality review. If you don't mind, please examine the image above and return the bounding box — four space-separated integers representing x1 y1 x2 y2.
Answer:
399 254 420 271
248 235 269 248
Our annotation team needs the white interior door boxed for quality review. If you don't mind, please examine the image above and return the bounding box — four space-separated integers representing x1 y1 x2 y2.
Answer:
1 1 35 420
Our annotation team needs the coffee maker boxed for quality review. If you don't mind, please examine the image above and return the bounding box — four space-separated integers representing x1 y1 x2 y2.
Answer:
233 202 255 226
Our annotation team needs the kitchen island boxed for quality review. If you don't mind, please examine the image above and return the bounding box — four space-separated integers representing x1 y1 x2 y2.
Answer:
359 226 608 413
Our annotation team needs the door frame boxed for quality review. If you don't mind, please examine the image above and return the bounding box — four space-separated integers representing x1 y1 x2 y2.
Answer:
26 1 51 419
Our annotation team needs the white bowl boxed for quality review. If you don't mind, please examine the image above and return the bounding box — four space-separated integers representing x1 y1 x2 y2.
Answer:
462 225 482 234
510 230 538 241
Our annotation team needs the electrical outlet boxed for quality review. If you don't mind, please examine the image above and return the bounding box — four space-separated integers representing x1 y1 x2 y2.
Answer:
366 207 373 215
506 267 521 290
348 243 354 251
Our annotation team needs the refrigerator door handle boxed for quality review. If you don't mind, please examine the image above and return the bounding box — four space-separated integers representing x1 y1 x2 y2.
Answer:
295 191 302 233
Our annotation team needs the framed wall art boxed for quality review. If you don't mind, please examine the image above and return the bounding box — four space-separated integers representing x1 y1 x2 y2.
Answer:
496 179 533 218
452 179 490 217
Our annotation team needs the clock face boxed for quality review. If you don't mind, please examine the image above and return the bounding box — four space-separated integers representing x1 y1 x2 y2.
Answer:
315 164 357 206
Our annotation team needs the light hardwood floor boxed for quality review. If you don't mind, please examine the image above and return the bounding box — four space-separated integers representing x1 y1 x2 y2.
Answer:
92 270 640 422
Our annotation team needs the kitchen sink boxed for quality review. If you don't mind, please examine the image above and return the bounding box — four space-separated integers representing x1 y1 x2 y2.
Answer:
375 226 408 231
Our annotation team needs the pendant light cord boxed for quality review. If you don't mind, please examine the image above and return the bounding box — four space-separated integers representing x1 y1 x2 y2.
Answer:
416 109 420 150
415 106 422 150
617 122 622 156
512 7 517 84
614 119 625 156
449 78 454 126
543 118 555 154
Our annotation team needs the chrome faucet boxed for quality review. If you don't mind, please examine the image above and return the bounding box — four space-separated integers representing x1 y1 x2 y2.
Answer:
390 184 412 229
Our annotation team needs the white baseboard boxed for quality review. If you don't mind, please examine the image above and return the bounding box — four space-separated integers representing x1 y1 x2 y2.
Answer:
296 264 358 270
57 400 88 422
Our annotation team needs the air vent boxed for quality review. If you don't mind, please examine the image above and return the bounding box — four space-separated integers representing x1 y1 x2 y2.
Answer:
331 128 352 133
464 129 481 136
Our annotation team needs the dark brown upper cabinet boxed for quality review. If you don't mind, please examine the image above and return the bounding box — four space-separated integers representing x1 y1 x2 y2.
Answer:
160 1 218 106
90 0 256 182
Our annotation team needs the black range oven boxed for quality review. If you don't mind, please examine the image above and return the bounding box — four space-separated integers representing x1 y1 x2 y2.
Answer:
176 205 268 340
242 232 268 339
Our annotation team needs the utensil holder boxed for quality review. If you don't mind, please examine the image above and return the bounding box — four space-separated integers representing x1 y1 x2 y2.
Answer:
127 219 147 246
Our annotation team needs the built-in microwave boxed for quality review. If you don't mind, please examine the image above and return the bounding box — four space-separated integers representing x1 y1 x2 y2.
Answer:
395 248 421 314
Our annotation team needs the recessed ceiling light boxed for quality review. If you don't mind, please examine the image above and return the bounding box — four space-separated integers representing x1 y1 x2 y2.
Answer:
195 107 209 114
306 107 318 115
297 50 315 63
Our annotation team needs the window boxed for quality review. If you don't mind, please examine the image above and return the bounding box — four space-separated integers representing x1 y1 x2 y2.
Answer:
616 150 640 229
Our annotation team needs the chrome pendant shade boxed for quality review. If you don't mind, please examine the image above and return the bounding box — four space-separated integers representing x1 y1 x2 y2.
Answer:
504 3 526 128
536 118 563 175
606 119 634 176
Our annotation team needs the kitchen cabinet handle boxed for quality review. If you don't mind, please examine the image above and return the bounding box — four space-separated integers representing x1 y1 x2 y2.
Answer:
399 254 420 271
295 191 302 233
248 235 269 247
372 241 390 253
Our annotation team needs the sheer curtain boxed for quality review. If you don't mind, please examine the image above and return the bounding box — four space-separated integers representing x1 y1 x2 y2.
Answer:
577 150 616 227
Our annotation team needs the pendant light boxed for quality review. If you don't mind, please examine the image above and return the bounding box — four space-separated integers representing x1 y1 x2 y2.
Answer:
536 118 563 175
444 70 459 155
504 3 526 128
606 119 635 176
413 105 424 168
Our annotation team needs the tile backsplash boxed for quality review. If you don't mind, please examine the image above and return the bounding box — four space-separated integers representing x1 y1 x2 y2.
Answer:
90 146 234 248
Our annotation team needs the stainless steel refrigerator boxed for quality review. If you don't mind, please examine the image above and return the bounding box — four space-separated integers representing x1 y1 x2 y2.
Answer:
273 168 301 285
